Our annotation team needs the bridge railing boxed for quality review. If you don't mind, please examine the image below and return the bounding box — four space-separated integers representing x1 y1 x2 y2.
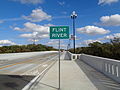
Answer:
67 51 81 60
80 54 120 83
67 51 120 83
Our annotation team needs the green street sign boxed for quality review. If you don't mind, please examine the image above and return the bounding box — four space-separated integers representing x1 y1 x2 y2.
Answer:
50 26 69 39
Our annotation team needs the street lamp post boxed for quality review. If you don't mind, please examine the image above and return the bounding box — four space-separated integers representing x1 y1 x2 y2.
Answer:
71 11 77 54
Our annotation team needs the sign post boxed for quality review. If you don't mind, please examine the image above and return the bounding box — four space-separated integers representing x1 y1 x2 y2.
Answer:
58 39 60 90
50 26 69 90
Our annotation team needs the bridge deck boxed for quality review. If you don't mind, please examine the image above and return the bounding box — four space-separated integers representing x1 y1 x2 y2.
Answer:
29 52 120 90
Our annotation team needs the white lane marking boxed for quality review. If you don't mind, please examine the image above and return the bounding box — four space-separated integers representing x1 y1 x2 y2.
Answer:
20 59 50 75
10 64 35 73
20 55 58 75
22 57 57 90
42 64 48 67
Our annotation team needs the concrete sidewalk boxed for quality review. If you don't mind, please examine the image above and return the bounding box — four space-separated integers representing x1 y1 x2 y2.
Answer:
31 60 97 90
27 51 120 90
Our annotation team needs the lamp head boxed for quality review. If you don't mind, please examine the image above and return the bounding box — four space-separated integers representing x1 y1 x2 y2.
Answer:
71 11 77 19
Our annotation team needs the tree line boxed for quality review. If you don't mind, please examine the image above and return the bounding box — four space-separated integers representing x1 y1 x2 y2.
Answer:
0 44 57 53
69 38 120 60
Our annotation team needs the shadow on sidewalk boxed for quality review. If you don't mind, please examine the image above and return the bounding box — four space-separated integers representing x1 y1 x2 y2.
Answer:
75 59 120 90
39 82 58 90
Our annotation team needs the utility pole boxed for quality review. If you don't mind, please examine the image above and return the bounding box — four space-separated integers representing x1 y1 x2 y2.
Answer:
71 11 77 54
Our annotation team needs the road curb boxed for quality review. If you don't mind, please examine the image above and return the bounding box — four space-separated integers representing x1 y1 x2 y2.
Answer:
22 55 58 90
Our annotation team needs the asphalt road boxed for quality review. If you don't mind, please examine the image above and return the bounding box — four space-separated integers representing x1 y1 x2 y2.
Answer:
0 52 58 90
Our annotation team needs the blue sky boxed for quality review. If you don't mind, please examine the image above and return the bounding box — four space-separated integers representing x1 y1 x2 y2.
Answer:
0 0 120 49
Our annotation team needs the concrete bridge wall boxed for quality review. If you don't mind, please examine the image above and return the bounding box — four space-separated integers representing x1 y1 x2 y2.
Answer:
67 51 81 60
67 51 120 83
81 54 120 83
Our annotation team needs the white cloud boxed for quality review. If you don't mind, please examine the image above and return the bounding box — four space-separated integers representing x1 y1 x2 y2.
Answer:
103 35 114 40
20 32 38 38
98 0 119 5
77 26 110 35
0 20 4 24
28 39 39 42
46 40 59 46
98 35 114 40
0 40 16 46
81 39 101 46
114 33 120 37
98 14 120 26
46 40 64 46
11 0 43 4
46 40 66 48
61 44 67 48
14 22 50 34
20 32 49 43
98 33 120 40
14 22 53 42
23 9 52 22
80 33 120 46
20 32 49 39
58 1 65 6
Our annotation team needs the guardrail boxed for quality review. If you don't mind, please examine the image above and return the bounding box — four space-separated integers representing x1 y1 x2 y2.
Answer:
67 51 120 83
67 51 81 60
80 54 120 83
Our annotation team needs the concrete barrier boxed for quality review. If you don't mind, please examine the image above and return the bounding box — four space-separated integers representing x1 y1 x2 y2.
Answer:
67 51 81 60
80 54 120 83
67 51 120 83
